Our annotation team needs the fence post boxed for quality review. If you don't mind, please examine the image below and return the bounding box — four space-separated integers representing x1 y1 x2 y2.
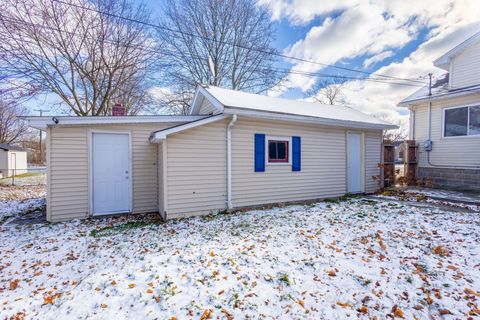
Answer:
404 140 418 185
382 140 395 188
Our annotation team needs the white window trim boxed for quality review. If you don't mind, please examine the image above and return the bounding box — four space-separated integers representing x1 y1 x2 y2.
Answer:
265 135 292 165
442 104 480 139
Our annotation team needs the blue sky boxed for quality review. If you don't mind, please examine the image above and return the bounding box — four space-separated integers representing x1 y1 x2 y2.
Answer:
29 0 480 129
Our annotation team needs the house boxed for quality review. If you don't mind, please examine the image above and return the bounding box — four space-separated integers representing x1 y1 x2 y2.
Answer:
399 32 480 191
0 144 28 179
26 85 396 222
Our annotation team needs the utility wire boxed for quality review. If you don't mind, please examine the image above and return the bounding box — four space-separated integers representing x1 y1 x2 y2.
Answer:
49 0 427 85
0 14 425 89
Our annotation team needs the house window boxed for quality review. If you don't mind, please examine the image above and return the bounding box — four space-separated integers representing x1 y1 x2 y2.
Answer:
268 140 289 163
444 106 480 137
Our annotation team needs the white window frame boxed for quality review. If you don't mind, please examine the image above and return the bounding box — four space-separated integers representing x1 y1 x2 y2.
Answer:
265 135 292 165
442 105 480 139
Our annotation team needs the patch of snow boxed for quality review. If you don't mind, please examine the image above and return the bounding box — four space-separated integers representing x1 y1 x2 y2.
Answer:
1 198 479 319
0 185 46 221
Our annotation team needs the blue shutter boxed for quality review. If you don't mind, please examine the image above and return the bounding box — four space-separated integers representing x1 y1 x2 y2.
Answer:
292 136 301 171
254 134 265 172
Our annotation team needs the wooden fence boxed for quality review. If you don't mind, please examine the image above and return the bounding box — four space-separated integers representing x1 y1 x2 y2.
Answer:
382 140 418 188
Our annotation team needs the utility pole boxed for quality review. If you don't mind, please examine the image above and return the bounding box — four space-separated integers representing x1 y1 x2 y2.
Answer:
428 73 433 96
33 109 49 164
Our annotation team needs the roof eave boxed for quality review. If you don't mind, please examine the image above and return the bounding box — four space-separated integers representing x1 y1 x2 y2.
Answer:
25 115 207 131
223 107 397 130
149 114 227 143
398 87 480 106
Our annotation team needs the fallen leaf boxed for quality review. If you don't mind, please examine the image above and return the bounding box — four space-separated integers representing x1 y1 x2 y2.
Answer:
128 283 136 289
146 288 154 294
221 309 234 320
357 306 368 313
391 305 404 318
439 309 451 315
297 299 305 308
336 301 351 308
327 270 337 277
100 304 108 308
465 288 480 297
433 245 450 257
9 280 20 290
200 309 213 320
43 295 54 305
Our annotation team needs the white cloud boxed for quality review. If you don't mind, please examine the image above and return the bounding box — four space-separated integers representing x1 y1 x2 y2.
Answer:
362 51 394 69
260 0 480 131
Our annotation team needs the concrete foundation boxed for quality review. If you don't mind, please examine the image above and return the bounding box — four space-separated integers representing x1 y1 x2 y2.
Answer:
418 167 480 192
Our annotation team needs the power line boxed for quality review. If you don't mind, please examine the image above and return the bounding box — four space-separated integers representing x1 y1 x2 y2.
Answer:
49 0 426 85
0 15 425 88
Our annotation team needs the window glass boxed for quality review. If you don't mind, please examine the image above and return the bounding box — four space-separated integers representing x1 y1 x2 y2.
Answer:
469 106 480 136
444 107 468 137
268 140 288 162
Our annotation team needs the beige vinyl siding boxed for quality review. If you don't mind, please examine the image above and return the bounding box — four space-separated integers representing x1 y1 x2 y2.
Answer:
0 150 8 178
48 123 171 222
450 40 480 89
412 93 480 168
231 118 348 207
165 119 228 218
198 97 221 115
364 130 382 193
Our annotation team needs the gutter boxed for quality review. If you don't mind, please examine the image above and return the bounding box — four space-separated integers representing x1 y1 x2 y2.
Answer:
223 107 397 130
226 114 237 209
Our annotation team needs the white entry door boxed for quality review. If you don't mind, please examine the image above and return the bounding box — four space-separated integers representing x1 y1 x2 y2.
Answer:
347 132 362 193
92 133 131 215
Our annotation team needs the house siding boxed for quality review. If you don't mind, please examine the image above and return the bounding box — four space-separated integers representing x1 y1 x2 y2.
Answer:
231 118 383 208
198 97 221 115
48 123 172 222
165 119 228 219
365 130 383 193
412 93 480 168
163 117 383 218
450 40 480 89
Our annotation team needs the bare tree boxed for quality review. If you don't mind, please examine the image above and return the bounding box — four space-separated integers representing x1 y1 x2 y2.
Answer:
306 77 346 105
0 0 158 116
383 121 407 142
374 114 407 142
156 0 284 114
0 100 29 144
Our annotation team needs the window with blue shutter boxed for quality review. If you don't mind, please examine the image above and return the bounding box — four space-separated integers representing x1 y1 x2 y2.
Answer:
254 134 265 172
292 136 301 171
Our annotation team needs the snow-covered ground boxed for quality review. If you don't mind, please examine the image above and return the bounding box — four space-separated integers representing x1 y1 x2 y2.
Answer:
1 195 479 319
0 185 46 221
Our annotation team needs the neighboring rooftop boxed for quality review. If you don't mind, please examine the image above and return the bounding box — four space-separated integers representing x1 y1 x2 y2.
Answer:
434 31 480 70
0 144 26 151
399 73 480 106
197 85 396 129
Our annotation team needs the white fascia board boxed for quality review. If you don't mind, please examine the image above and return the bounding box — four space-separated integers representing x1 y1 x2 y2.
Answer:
190 85 225 115
149 114 227 143
223 107 398 130
25 115 206 131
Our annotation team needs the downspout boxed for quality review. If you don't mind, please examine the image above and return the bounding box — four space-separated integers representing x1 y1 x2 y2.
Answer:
409 105 415 140
227 114 237 209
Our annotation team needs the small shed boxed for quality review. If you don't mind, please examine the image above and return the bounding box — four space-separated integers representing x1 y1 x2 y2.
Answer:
0 144 28 178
